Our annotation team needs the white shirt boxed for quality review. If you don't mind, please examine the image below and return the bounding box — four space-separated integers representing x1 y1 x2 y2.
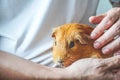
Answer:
0 0 98 67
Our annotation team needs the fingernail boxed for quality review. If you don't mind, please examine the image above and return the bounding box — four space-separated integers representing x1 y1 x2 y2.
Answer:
91 33 96 39
94 42 101 49
102 48 110 54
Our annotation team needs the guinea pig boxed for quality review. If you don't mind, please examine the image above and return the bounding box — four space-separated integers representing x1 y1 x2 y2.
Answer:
52 23 113 67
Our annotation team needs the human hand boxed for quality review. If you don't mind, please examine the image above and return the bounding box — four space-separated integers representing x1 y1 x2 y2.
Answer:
89 8 120 55
65 56 120 80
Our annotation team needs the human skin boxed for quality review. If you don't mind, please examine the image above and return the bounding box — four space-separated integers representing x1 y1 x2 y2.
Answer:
66 56 120 80
0 51 120 80
89 8 120 55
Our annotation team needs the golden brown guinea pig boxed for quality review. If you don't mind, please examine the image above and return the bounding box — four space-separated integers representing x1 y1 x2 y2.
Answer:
52 23 113 67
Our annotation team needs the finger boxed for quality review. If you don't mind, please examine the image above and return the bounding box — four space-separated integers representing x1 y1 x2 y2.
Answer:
93 18 120 49
102 37 120 54
89 14 106 24
90 13 118 40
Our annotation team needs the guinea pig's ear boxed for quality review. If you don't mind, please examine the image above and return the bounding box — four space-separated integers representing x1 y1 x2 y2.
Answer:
75 32 91 44
52 31 55 38
52 28 57 38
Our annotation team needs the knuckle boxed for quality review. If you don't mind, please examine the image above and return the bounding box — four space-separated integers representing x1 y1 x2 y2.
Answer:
107 38 120 52
98 35 109 45
115 25 120 34
97 29 103 35
96 60 107 71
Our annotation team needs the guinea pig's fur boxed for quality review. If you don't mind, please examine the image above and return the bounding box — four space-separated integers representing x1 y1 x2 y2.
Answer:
52 23 113 67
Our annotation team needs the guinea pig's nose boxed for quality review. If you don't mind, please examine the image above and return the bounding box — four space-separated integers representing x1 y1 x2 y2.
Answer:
58 59 63 64
53 59 64 68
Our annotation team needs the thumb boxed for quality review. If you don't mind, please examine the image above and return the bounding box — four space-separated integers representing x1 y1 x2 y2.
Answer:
89 14 106 24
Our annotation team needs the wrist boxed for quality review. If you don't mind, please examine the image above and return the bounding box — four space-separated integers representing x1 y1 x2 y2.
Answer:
51 68 69 79
52 67 78 80
65 67 82 80
34 65 70 80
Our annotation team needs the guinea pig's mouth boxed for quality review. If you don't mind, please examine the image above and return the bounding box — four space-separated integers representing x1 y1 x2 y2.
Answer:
53 60 65 68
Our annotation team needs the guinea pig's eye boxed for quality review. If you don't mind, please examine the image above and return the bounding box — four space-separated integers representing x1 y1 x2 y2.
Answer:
69 41 74 48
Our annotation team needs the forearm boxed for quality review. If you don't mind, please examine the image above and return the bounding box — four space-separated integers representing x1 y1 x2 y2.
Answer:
0 51 68 80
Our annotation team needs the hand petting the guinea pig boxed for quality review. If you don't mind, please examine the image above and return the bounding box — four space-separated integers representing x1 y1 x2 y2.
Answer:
89 8 120 55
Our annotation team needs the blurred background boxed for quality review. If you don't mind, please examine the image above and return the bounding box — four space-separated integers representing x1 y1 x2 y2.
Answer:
97 0 112 15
